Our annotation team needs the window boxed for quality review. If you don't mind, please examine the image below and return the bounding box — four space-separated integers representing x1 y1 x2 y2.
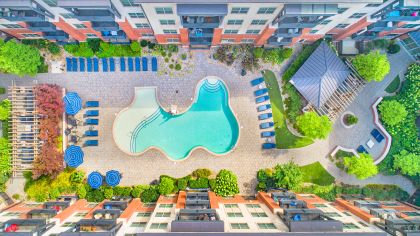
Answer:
403 211 420 217
221 39 235 43
155 7 173 14
382 202 399 206
241 38 255 43
85 33 97 38
61 13 75 19
130 222 147 227
258 7 276 14
160 20 175 25
402 24 418 28
246 30 260 34
313 204 327 208
258 223 276 229
343 223 359 229
129 13 145 18
251 19 267 25
143 203 156 208
155 212 171 217
343 212 352 216
1 24 23 29
337 8 348 14
21 34 41 38
336 24 349 29
3 212 21 216
142 33 154 37
231 223 249 229
73 24 87 29
227 212 243 217
349 13 366 18
167 38 179 43
227 20 243 25
358 221 369 227
251 212 268 217
309 30 318 34
159 204 173 208
120 0 139 7
225 204 239 208
246 204 261 208
231 7 249 14
137 212 152 217
87 203 98 208
42 0 57 6
366 3 381 7
324 212 341 217
224 29 239 34
320 19 332 25
299 194 314 199
74 212 87 217
163 29 177 34
150 223 168 229
62 222 76 227
25 203 42 208
135 23 150 28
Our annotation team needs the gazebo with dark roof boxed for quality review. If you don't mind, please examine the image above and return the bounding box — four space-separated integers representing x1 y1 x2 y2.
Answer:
290 41 365 119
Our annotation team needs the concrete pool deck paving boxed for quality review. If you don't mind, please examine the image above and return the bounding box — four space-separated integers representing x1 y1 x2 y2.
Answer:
1 49 416 196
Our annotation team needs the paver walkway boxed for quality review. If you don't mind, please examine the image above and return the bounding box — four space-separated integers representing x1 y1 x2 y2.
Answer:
0 49 416 196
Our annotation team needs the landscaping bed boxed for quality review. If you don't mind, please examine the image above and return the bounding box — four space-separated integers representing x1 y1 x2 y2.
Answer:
385 75 400 93
300 162 335 186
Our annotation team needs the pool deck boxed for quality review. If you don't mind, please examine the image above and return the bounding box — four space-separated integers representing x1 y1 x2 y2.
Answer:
1 49 416 195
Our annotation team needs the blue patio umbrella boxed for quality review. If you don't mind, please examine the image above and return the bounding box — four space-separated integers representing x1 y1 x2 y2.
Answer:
105 170 121 187
64 145 84 168
88 171 103 189
64 92 82 115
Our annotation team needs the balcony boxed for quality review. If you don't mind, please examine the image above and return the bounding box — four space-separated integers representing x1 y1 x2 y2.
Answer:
44 31 69 41
91 21 119 31
101 30 127 41
182 16 221 28
0 10 45 22
92 209 121 220
102 201 128 211
27 22 56 32
172 209 224 232
190 38 212 46
27 209 57 219
276 28 302 37
72 9 115 22
60 219 122 235
189 28 214 38
384 9 420 22
277 16 321 29
279 209 343 232
0 219 54 235
267 36 293 46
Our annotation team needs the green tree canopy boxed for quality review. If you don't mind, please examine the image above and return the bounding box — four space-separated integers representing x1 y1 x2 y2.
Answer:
273 161 303 190
157 177 174 195
393 150 420 176
296 111 332 139
0 138 10 177
343 153 378 180
0 39 41 77
352 51 390 82
378 100 407 126
0 99 11 121
214 169 239 197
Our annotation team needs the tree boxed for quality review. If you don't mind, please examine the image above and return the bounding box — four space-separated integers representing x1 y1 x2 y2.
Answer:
296 112 332 139
141 188 159 203
77 185 87 199
393 150 420 176
273 162 303 190
379 100 407 126
0 138 11 176
352 51 390 82
130 41 141 52
104 188 114 199
157 177 174 195
0 99 11 121
343 153 378 180
214 169 239 197
253 47 264 58
0 39 42 76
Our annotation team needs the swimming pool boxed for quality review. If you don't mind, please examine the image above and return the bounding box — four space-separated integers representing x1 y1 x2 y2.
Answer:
113 77 239 160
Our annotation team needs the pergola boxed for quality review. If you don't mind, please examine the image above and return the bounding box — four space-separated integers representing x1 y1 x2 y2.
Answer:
290 41 365 119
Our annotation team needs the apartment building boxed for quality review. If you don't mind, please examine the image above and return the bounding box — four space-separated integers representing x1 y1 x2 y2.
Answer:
0 0 418 48
0 191 419 235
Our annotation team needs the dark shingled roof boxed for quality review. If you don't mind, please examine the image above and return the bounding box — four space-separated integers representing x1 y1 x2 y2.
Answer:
290 41 350 108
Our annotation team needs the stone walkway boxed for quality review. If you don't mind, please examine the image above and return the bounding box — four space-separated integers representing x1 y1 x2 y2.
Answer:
0 49 416 196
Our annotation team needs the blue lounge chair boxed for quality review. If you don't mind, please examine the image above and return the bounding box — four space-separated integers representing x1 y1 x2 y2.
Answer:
85 101 99 107
120 57 126 72
261 131 275 138
260 122 274 129
370 129 384 143
102 58 108 72
85 130 98 137
72 58 78 72
128 57 134 72
84 140 98 147
135 57 141 71
109 58 115 72
85 110 99 117
251 77 264 86
258 113 272 120
85 119 99 125
66 57 72 72
79 58 85 72
262 143 276 149
257 104 271 112
93 58 99 72
142 57 148 71
256 95 270 104
254 88 268 97
357 145 368 154
87 58 93 72
151 57 158 72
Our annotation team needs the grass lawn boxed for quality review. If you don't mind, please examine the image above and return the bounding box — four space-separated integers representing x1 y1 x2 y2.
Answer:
262 70 313 149
385 75 400 93
300 162 335 186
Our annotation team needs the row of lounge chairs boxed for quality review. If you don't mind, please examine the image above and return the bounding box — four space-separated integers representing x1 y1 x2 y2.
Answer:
66 57 158 73
83 101 100 147
251 77 276 149
356 128 385 154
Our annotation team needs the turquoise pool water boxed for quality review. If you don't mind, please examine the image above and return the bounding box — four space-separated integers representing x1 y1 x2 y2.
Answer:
114 78 239 160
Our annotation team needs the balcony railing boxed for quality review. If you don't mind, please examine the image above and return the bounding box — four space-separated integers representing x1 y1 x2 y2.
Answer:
182 16 220 28
189 28 214 38
27 22 56 32
73 9 115 22
91 21 119 31
0 10 45 22
44 31 69 41
277 17 321 29
267 36 293 46
276 28 302 37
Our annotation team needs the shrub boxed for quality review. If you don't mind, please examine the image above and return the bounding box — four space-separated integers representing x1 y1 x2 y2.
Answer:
130 41 141 52
0 99 11 121
75 42 95 57
387 44 400 54
253 47 264 58
12 194 20 200
167 44 178 53
189 178 209 189
177 178 188 191
47 43 61 55
296 112 332 139
379 100 407 126
87 39 101 53
273 162 303 190
132 185 149 198
362 184 409 201
345 114 358 125
104 188 114 199
77 185 87 199
169 64 174 69
141 188 159 203
352 51 390 82
164 57 169 63
70 171 85 183
86 189 104 202
157 177 175 195
214 169 239 197
393 150 420 176
192 169 212 178
0 39 42 77
147 42 156 49
209 179 216 190
343 153 378 179
175 64 181 71
181 53 187 60
140 40 148 47
168 52 173 58
0 87 5 95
